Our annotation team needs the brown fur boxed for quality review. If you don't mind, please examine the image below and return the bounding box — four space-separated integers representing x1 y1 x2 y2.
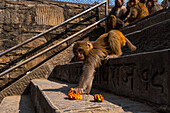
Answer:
146 0 163 14
72 30 136 94
107 15 125 32
109 0 127 20
124 1 149 25
107 0 127 31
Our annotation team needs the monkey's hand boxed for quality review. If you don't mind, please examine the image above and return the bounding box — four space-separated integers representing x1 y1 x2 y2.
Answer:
71 88 88 94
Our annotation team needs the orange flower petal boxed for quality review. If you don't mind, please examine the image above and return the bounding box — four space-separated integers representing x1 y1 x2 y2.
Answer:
68 88 82 100
94 94 104 102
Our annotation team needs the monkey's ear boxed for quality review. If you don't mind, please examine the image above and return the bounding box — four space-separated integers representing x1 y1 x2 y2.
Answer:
87 41 93 50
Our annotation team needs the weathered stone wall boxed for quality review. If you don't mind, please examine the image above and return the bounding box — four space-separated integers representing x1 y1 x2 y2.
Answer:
51 49 170 106
0 0 107 88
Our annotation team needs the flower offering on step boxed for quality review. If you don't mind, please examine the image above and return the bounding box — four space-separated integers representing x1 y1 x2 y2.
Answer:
68 88 82 100
94 94 104 102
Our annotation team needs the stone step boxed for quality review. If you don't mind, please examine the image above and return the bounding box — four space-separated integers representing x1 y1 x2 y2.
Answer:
30 79 156 113
121 8 170 35
0 95 35 113
122 19 170 55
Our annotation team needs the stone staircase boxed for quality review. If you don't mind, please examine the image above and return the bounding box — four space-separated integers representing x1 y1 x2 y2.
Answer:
0 79 157 113
0 7 169 113
30 79 157 113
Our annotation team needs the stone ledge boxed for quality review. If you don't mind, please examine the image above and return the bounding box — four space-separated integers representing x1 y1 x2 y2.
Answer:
30 79 155 113
51 49 170 106
30 80 58 113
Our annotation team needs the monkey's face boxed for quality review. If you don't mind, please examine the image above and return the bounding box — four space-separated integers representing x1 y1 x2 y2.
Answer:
73 41 93 61
130 1 135 6
115 0 123 7
146 1 153 8
73 47 85 61
129 0 137 6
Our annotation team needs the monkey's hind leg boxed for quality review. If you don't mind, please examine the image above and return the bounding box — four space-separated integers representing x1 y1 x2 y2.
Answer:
105 38 122 61
108 34 123 57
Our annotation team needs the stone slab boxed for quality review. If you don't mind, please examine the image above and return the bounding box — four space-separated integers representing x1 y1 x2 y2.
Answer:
31 79 156 113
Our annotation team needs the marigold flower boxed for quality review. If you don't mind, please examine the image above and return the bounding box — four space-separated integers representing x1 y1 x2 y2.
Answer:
94 94 104 102
68 88 82 100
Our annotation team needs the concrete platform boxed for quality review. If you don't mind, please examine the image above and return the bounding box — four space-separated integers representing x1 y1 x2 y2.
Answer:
31 79 157 113
0 95 35 113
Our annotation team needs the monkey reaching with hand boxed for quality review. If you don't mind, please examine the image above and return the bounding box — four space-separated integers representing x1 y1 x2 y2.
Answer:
72 30 136 94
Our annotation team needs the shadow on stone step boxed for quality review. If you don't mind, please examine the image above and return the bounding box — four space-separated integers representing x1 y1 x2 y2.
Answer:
19 95 35 113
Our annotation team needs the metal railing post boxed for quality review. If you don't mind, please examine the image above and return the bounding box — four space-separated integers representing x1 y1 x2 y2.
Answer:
105 0 109 32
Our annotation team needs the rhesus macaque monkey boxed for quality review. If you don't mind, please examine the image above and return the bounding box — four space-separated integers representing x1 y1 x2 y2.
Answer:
72 30 136 94
107 0 127 31
146 0 163 14
109 0 127 20
107 15 125 32
124 0 149 25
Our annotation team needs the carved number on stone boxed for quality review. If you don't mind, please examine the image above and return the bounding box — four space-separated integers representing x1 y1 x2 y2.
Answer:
151 68 164 93
141 67 164 93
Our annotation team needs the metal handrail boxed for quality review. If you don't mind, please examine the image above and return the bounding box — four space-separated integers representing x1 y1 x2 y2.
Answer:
0 1 107 57
0 18 106 77
0 1 109 77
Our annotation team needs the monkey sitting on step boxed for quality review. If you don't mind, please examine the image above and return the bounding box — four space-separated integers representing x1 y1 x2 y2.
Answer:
72 30 136 94
146 0 163 14
106 0 127 31
107 15 125 32
109 0 127 21
124 0 149 25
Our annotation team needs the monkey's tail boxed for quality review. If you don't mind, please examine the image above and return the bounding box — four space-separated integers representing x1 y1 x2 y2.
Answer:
125 38 136 52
